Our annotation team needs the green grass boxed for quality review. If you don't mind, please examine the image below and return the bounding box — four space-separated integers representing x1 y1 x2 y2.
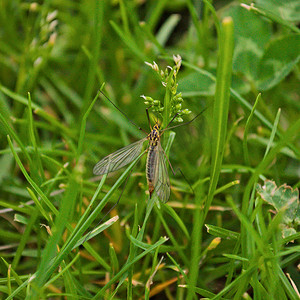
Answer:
0 1 299 299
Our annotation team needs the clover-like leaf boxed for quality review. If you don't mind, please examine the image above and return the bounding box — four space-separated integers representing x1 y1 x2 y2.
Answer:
256 34 300 91
256 180 299 240
281 225 297 240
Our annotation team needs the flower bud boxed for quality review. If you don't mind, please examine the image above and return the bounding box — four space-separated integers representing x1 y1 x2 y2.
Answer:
140 95 153 102
176 104 181 110
182 109 191 115
173 54 182 65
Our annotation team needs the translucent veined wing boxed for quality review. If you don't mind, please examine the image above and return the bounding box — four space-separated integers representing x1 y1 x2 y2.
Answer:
93 137 148 175
153 142 171 203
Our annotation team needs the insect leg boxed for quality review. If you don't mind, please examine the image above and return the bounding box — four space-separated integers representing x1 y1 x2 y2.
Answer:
160 147 195 195
82 169 133 245
163 112 180 132
161 107 208 133
173 167 195 195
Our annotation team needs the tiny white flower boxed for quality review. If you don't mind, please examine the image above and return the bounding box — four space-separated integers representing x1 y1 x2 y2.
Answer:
153 61 159 72
145 61 159 72
30 3 39 11
173 54 182 64
46 10 58 22
49 32 57 45
145 61 153 68
34 57 42 67
49 20 58 31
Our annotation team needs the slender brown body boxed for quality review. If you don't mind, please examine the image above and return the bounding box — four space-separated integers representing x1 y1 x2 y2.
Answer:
94 121 170 202
146 124 160 197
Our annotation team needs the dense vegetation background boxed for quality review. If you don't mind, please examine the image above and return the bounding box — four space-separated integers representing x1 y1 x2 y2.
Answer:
0 0 299 299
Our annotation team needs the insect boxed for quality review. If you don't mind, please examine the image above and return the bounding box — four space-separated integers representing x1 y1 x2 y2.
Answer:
93 91 205 203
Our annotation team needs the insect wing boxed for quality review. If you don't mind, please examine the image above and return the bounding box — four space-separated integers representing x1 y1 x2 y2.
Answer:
153 142 171 203
93 137 147 175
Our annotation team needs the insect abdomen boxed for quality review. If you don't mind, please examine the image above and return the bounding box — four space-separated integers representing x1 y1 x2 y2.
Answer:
146 146 157 196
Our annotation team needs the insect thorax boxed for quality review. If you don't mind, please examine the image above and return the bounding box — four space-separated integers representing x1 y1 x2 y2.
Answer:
148 124 160 147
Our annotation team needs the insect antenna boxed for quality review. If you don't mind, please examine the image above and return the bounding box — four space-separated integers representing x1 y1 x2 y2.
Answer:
174 167 195 195
163 111 181 130
145 107 152 130
99 90 148 135
160 106 208 134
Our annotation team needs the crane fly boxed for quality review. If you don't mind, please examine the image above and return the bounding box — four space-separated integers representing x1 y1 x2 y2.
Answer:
93 91 205 203
94 122 170 202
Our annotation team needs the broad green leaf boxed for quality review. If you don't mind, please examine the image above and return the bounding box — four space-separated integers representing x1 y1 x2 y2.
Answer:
231 73 251 95
281 226 297 239
180 68 251 96
257 180 299 240
257 180 299 223
223 5 271 81
179 72 216 97
257 34 300 91
256 0 300 22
